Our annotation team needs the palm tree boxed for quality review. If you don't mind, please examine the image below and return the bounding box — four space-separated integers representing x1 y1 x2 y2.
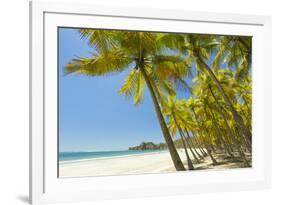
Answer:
184 130 204 160
64 29 252 170
186 98 218 165
193 35 252 143
194 68 251 164
159 34 252 142
64 30 190 170
163 95 195 170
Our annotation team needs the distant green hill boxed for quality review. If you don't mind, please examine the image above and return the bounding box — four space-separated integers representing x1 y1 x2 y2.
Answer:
128 139 194 151
129 142 166 150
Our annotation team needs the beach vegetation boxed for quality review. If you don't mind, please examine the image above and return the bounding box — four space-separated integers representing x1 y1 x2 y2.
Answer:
65 29 252 171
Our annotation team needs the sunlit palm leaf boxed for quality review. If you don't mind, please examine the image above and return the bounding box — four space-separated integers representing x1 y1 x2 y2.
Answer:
65 49 131 76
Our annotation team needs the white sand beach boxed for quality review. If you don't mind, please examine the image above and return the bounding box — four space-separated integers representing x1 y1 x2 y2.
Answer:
59 149 249 178
60 149 187 177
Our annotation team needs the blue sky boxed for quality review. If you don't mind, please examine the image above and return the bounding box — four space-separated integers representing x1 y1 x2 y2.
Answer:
59 28 193 152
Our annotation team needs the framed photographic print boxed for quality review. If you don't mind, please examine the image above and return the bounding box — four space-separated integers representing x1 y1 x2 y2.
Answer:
29 0 272 204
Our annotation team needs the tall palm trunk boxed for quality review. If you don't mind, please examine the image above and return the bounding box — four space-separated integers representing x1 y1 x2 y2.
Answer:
195 138 208 157
191 132 208 157
179 130 194 170
205 101 235 158
185 131 204 160
139 66 185 171
208 86 250 166
221 129 234 153
242 96 252 133
208 85 251 152
235 127 251 152
191 130 208 157
171 112 194 170
184 135 200 163
176 117 201 163
191 109 218 165
242 96 251 118
195 53 252 141
205 144 218 165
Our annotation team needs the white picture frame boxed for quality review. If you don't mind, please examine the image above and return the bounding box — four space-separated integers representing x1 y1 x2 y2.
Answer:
30 1 272 204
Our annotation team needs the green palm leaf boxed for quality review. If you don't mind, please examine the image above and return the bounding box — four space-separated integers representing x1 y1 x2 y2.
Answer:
65 48 131 76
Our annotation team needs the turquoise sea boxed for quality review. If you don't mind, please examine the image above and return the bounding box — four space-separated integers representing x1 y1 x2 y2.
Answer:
59 150 161 162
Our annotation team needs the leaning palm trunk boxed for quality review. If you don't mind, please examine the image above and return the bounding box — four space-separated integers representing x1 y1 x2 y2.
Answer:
179 132 194 170
202 131 218 165
208 86 250 166
191 131 208 157
189 138 204 159
195 53 252 142
204 143 218 165
220 112 249 163
139 66 185 171
184 136 201 164
175 117 200 163
185 131 204 160
205 102 235 158
191 109 218 165
171 113 194 170
242 96 251 121
235 127 251 153
208 85 251 152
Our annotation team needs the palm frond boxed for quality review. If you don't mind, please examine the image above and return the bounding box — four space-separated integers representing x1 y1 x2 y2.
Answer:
79 29 119 51
118 69 145 106
65 49 131 76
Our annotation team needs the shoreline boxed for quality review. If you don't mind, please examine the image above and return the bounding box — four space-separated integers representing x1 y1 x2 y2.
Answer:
59 149 251 178
59 150 167 165
60 149 186 177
